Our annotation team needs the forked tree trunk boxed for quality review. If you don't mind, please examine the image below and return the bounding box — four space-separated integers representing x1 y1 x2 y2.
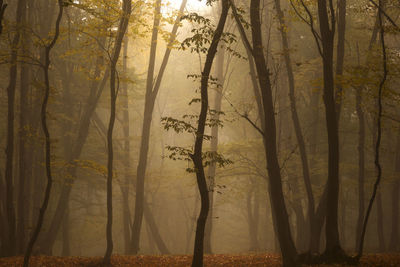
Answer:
250 1 298 265
130 0 187 254
316 0 343 256
130 0 162 254
191 2 229 266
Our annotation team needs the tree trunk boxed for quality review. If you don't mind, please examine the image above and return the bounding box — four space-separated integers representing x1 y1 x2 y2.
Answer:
191 2 229 266
103 0 131 264
121 37 132 255
389 128 400 251
376 191 385 252
389 180 399 251
130 0 162 254
129 0 187 254
39 52 109 254
23 2 63 265
5 0 27 256
249 1 298 265
353 86 365 253
274 0 315 254
17 3 29 252
61 206 70 256
204 30 225 255
143 201 170 254
335 0 346 118
91 111 170 255
316 0 343 256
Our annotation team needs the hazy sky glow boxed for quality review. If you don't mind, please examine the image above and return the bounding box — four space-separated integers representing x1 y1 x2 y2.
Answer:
166 0 209 11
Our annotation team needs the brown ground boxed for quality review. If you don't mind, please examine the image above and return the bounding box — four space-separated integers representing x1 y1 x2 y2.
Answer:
0 253 399 266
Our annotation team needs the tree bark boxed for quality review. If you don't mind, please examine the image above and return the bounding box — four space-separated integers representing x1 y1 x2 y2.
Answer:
191 1 229 266
103 0 131 264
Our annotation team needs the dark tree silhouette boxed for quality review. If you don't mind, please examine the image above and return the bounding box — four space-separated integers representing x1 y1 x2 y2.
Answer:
103 0 132 264
191 1 229 266
23 1 63 266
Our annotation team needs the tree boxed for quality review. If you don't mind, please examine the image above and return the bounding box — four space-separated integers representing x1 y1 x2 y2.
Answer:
190 1 229 266
4 0 27 256
273 0 314 253
129 0 187 254
357 0 387 258
23 1 64 265
103 0 132 264
230 0 298 265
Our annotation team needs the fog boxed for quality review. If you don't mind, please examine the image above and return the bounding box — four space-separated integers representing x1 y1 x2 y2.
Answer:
0 0 399 265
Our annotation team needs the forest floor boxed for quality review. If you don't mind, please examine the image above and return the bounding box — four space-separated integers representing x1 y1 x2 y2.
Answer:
1 253 400 266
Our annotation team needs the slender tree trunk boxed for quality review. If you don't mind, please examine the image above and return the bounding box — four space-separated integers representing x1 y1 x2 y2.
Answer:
143 201 170 254
121 37 132 255
23 2 63 265
389 181 399 251
389 128 400 251
376 191 385 252
355 86 365 251
191 2 229 266
335 0 346 118
39 52 109 254
130 0 162 254
17 3 30 252
357 0 386 257
249 1 298 265
316 0 343 256
103 0 131 264
130 0 187 254
5 0 27 256
0 172 7 256
204 32 225 255
274 0 315 253
92 111 170 255
61 206 70 256
247 185 260 251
